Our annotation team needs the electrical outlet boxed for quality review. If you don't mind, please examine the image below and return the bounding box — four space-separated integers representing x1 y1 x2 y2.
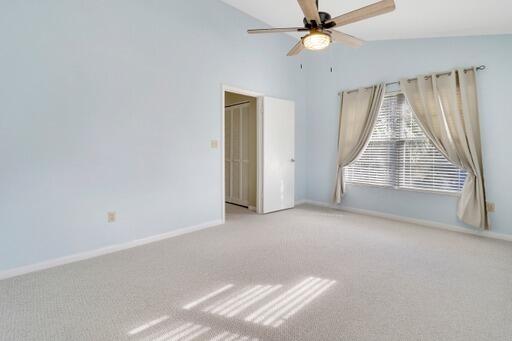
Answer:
107 211 116 223
486 202 496 213
210 140 219 149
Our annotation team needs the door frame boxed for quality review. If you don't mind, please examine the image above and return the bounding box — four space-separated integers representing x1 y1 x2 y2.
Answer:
221 85 264 223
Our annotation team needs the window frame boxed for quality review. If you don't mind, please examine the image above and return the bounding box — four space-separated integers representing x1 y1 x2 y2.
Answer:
344 90 464 197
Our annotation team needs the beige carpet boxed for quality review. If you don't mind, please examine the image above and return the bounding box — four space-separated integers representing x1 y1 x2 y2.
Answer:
1 204 512 341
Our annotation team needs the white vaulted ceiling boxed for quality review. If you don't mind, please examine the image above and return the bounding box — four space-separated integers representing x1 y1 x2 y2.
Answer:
221 0 512 41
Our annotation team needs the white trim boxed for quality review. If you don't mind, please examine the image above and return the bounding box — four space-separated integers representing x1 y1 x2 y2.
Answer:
222 85 263 99
299 200 512 242
0 220 222 281
256 96 264 214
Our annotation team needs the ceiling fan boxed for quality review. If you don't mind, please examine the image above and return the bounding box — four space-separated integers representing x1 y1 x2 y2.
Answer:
248 0 396 56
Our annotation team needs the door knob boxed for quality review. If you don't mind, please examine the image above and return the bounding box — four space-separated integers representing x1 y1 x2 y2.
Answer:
291 158 295 162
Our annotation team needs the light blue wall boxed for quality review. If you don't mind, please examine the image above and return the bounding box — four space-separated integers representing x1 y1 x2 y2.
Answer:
303 35 512 235
1 1 510 273
0 0 308 271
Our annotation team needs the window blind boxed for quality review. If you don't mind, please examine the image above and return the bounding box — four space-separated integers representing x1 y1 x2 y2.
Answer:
345 93 467 193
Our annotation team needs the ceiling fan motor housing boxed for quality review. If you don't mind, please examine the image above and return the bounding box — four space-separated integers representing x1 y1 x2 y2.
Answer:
303 11 334 28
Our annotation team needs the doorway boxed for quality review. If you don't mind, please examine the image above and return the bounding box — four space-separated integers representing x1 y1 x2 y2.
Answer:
220 85 296 223
224 92 258 213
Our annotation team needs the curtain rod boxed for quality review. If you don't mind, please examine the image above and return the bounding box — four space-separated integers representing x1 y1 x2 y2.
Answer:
340 65 486 95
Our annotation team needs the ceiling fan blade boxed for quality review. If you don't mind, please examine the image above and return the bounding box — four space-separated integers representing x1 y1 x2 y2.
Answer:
327 0 395 28
287 40 305 56
248 27 309 34
328 30 364 48
297 0 322 25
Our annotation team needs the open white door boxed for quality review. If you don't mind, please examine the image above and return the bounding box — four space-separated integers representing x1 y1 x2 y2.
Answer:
261 97 295 213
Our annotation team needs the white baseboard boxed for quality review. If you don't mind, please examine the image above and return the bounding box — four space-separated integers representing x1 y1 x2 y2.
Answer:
3 201 509 280
0 220 223 281
300 200 512 242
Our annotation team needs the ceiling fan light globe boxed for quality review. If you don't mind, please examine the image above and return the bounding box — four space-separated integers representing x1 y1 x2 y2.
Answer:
302 32 331 51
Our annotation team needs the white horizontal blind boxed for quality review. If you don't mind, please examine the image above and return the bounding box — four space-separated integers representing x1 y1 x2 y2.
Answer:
345 93 466 193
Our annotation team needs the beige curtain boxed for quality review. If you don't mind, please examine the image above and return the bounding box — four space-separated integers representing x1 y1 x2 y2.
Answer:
401 69 489 229
333 83 386 203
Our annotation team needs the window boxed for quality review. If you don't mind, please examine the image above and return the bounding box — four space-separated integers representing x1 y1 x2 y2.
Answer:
344 93 467 193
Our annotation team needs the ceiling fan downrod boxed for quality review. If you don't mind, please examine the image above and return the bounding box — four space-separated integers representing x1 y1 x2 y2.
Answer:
304 0 334 29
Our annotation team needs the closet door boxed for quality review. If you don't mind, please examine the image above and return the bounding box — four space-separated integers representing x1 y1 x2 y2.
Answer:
225 108 232 202
225 103 250 207
240 105 250 205
231 106 242 204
